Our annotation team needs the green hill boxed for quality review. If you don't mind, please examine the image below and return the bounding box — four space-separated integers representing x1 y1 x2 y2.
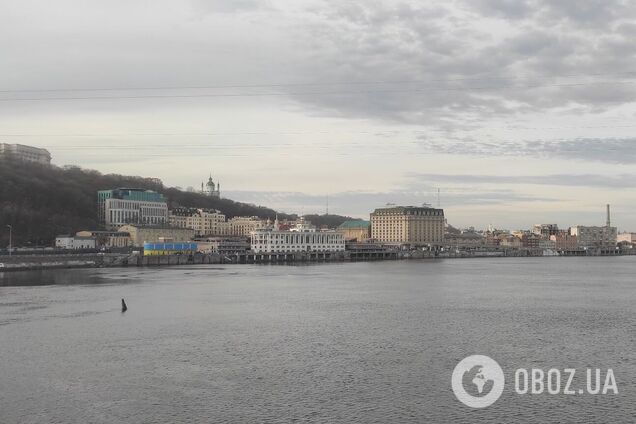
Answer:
0 159 292 246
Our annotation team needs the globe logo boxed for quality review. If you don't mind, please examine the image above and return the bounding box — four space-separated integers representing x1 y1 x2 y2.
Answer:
452 355 505 408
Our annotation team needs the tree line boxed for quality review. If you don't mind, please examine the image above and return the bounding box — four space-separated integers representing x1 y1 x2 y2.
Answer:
0 159 350 247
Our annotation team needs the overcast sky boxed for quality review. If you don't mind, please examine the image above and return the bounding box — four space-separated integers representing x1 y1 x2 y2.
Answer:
2 0 636 230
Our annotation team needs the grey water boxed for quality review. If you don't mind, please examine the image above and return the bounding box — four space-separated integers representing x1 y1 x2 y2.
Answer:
1 257 635 423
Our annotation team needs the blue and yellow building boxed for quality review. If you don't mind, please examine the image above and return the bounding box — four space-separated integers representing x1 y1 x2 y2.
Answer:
143 242 198 256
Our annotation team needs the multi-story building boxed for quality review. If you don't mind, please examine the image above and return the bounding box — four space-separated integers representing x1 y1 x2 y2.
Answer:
370 206 445 246
0 143 51 165
445 231 485 249
617 232 636 244
251 220 345 253
169 207 228 236
569 225 617 249
521 233 541 248
98 188 168 228
338 220 370 242
532 224 559 237
118 225 195 247
550 233 578 250
228 216 267 236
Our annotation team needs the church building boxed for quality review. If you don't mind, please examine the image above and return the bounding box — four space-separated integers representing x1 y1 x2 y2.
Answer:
200 174 221 198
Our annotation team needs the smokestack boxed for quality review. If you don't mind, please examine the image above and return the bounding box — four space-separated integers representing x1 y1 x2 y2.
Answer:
606 204 611 227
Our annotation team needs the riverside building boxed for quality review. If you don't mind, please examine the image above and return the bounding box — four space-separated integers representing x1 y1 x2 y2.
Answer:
337 220 371 242
169 207 228 236
98 188 168 229
250 219 345 253
370 205 445 246
229 216 267 236
569 225 617 249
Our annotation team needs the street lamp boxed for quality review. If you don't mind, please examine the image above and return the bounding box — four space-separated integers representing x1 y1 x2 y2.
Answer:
5 225 11 257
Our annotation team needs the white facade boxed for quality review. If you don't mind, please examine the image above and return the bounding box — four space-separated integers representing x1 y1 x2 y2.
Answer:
55 236 96 250
0 143 51 164
105 198 168 227
251 229 345 253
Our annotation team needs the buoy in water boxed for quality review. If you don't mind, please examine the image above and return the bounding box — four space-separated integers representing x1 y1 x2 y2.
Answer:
121 298 128 312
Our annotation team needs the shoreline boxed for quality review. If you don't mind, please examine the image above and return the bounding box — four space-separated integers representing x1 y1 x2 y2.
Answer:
1 249 634 273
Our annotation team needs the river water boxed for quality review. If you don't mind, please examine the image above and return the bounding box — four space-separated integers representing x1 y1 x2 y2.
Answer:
1 257 635 423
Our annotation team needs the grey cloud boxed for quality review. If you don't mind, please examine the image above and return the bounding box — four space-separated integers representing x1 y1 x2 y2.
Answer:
225 188 555 217
407 173 636 189
420 137 636 164
189 0 271 14
466 0 538 19
281 0 636 126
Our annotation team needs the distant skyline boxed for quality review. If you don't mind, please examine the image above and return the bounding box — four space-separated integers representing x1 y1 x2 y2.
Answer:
2 0 636 230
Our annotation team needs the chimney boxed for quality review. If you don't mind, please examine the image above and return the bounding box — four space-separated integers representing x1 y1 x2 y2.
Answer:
606 204 611 227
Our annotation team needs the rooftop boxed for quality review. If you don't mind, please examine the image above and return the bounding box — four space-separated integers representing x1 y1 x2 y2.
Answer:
338 219 370 229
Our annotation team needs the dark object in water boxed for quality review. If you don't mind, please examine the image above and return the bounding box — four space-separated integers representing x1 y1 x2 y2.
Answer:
121 298 128 312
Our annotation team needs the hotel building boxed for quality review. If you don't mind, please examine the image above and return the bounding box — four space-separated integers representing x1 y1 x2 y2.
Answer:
370 205 445 245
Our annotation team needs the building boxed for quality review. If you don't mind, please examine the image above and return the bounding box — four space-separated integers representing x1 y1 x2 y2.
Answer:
118 225 195 247
55 235 97 250
228 216 267 236
550 233 578 250
250 219 345 253
617 232 636 244
445 231 485 249
169 208 228 236
498 234 522 248
532 224 559 237
98 188 168 228
201 174 220 198
195 237 250 255
569 226 617 249
75 230 131 248
0 143 52 165
370 205 445 245
337 220 370 242
520 233 541 249
143 242 198 256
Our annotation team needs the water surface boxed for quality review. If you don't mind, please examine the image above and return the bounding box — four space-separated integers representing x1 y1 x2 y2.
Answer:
1 258 635 423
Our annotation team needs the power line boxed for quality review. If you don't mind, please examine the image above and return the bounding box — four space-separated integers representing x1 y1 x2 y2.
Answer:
3 124 636 138
2 70 636 94
1 80 636 102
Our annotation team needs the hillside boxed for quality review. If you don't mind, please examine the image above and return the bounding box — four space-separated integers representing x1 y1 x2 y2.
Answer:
0 159 303 246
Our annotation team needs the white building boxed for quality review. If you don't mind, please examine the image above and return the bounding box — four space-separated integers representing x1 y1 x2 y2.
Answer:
55 235 97 250
0 143 51 164
250 218 344 253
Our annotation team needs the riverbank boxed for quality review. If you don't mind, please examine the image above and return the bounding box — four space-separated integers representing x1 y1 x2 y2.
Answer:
1 248 633 272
